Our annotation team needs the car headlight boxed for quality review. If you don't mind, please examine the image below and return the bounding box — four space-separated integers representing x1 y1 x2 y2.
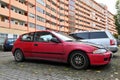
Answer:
93 49 107 54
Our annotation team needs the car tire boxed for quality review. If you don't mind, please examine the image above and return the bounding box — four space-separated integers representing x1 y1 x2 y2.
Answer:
14 49 24 62
69 51 89 70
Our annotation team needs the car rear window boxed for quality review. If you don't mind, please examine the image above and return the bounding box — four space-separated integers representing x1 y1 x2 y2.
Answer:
90 32 108 39
70 32 89 39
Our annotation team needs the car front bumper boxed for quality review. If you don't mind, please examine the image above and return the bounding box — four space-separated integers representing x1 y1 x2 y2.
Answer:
88 51 112 66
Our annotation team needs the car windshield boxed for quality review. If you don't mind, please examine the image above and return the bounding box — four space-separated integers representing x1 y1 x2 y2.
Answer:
52 31 75 42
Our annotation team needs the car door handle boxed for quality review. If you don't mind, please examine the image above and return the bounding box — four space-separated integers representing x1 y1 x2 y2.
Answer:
34 44 38 46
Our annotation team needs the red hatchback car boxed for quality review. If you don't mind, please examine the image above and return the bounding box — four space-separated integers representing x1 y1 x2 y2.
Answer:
12 31 112 69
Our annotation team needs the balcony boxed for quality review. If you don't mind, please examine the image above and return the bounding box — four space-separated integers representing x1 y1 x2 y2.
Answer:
46 8 51 14
52 0 59 6
60 22 64 25
59 16 64 20
1 0 9 4
65 22 69 26
36 21 45 27
50 18 57 23
11 24 27 31
64 6 68 10
28 27 35 32
36 11 45 19
28 17 35 24
11 11 27 21
59 27 65 32
36 3 45 10
64 27 69 32
28 0 35 5
64 11 68 15
60 10 64 14
64 17 68 21
28 7 35 14
51 4 57 10
0 21 9 28
0 8 9 17
60 4 64 8
46 0 51 6
51 12 57 17
51 25 57 30
46 15 51 21
46 23 51 28
75 25 78 29
64 0 68 5
11 0 27 11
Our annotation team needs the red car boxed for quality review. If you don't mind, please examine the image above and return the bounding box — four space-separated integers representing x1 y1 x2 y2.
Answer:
12 30 112 69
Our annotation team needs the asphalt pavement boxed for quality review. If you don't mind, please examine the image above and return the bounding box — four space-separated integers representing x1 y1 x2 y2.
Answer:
0 50 120 80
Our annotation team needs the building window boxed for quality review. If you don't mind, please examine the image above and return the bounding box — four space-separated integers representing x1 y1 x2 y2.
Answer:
0 3 8 9
19 21 26 26
36 25 46 30
69 11 75 16
29 23 35 28
11 6 26 15
10 19 26 26
46 12 51 17
0 16 9 23
69 5 75 11
13 34 18 39
36 0 46 6
37 16 46 22
46 4 51 9
0 33 8 38
51 15 56 19
28 13 35 18
51 7 56 13
28 3 35 8
36 6 45 14
16 0 26 4
69 0 75 6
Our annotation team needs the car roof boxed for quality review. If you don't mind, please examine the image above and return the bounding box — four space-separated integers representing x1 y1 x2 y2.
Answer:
21 30 52 35
70 30 108 34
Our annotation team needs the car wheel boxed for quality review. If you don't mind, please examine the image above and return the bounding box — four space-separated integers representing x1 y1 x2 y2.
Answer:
69 51 89 70
14 49 24 62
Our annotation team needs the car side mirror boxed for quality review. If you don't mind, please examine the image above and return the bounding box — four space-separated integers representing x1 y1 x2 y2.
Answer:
51 38 60 43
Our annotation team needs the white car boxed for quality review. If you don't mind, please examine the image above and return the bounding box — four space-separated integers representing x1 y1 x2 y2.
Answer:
69 30 118 53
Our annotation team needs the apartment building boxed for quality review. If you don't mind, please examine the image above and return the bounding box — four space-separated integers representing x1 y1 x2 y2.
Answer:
0 0 117 38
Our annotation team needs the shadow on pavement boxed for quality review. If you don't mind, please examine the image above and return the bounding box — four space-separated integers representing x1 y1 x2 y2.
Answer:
20 59 112 70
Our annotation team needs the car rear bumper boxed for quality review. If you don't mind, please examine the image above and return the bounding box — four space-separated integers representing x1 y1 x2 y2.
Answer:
88 51 112 66
4 45 13 51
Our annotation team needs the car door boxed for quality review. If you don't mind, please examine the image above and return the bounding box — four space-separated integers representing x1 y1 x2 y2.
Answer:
32 31 64 61
20 32 34 57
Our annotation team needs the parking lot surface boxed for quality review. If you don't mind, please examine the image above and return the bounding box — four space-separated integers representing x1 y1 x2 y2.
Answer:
0 50 120 80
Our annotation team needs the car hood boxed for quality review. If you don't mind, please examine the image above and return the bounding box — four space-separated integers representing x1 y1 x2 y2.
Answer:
64 40 107 52
79 41 105 49
64 41 99 52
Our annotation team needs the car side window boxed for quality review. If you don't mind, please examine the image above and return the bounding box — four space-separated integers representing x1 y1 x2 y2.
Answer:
90 32 108 39
34 32 56 42
21 33 34 41
70 32 89 39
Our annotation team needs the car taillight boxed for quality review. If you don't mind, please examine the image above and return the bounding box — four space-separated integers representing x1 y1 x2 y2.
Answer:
110 39 115 45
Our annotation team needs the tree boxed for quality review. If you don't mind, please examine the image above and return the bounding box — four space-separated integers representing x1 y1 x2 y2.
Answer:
116 0 120 14
115 0 120 34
